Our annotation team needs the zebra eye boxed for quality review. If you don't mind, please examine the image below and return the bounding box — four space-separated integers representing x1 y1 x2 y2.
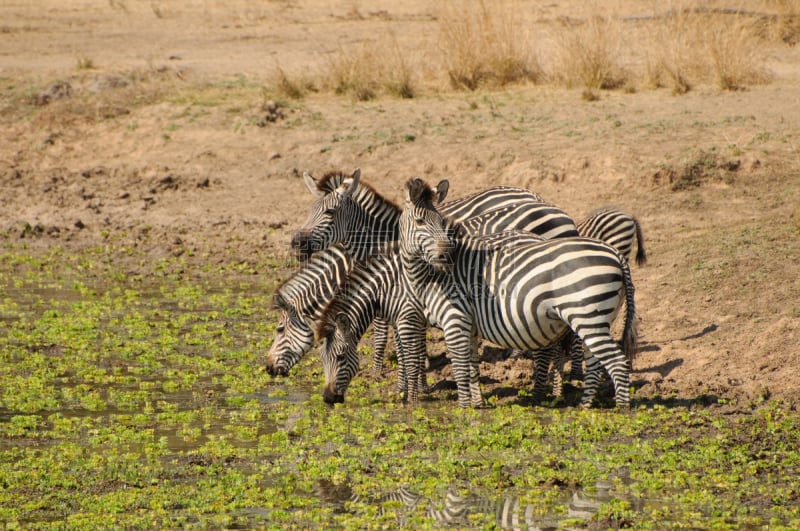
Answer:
415 217 425 225
276 325 285 333
324 208 336 215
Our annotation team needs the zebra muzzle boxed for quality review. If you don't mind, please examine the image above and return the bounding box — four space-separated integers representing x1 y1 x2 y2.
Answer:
428 241 453 272
323 384 345 405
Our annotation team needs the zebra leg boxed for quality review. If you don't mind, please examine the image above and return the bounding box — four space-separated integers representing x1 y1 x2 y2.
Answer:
468 330 483 408
394 329 408 401
568 333 585 381
578 330 630 408
443 321 483 408
371 318 391 376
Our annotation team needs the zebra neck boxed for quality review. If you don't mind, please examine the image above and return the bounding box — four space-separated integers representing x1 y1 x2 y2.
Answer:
347 186 401 259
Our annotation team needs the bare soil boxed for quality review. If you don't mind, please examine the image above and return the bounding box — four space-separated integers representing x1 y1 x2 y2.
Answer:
2 1 799 406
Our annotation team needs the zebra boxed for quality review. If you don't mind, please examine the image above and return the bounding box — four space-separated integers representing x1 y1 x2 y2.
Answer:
397 177 637 408
577 207 647 267
317 244 428 404
265 243 392 377
290 168 578 262
567 207 647 381
317 201 589 405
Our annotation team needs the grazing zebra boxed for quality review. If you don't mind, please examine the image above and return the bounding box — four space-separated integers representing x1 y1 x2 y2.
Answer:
398 178 637 408
318 202 588 405
265 243 392 377
567 207 647 380
290 168 578 261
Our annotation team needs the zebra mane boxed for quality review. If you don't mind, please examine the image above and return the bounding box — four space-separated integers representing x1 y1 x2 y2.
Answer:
405 177 436 204
316 300 340 339
315 171 352 193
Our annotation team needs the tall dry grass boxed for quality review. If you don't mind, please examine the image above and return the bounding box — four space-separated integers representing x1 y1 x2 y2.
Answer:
323 31 415 101
437 0 542 90
550 14 627 90
263 0 789 99
646 3 771 93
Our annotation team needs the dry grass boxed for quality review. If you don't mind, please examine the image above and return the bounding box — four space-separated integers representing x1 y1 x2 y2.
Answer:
550 14 627 90
322 31 416 101
260 1 789 99
646 3 772 93
437 0 542 90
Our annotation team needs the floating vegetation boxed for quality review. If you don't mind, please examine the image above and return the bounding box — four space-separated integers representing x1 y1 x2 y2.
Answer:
1 246 799 528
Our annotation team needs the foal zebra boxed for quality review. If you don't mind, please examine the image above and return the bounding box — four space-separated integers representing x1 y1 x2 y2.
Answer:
265 244 392 377
290 168 578 261
398 178 637 408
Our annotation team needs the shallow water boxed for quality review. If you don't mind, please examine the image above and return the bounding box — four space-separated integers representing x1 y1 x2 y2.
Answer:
1 273 796 529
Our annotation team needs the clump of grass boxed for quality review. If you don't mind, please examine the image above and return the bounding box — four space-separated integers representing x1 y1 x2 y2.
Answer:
551 14 627 90
76 56 96 70
438 0 541 90
646 3 770 93
269 64 315 100
324 30 416 100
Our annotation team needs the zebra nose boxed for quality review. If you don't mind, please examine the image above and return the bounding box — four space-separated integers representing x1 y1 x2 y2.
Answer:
323 385 345 405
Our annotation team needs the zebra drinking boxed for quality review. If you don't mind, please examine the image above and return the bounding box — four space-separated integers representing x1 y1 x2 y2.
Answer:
397 177 637 408
265 243 392 376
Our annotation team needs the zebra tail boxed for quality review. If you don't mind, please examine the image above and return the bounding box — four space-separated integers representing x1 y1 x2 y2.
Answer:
621 256 638 369
633 217 647 266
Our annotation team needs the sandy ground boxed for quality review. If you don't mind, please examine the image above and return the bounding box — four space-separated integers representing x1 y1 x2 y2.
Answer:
2 1 799 406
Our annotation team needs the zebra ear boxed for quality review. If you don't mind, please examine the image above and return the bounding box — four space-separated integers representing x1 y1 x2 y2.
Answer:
434 180 449 204
303 172 324 198
343 168 361 196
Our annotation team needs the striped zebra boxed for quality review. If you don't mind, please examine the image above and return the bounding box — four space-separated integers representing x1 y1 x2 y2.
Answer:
398 178 637 408
318 210 578 405
567 207 647 380
577 207 647 267
265 243 392 377
290 168 578 262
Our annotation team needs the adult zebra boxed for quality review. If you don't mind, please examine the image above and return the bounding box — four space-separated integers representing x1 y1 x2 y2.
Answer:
290 168 578 262
567 207 647 381
397 178 637 408
265 243 392 377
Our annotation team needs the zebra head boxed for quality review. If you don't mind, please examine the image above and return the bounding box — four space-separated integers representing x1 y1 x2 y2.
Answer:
319 312 361 404
265 294 315 376
399 177 453 273
291 169 362 260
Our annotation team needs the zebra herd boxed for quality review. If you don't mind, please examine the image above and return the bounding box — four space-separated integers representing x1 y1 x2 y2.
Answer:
266 169 646 408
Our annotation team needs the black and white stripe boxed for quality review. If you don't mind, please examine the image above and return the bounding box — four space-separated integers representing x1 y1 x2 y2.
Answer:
316 202 584 405
317 244 429 404
577 207 646 266
290 168 578 261
265 244 392 376
567 207 646 380
398 178 637 408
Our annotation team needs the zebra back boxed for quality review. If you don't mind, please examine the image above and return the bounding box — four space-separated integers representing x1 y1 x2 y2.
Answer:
272 243 353 321
457 203 579 240
576 207 647 266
